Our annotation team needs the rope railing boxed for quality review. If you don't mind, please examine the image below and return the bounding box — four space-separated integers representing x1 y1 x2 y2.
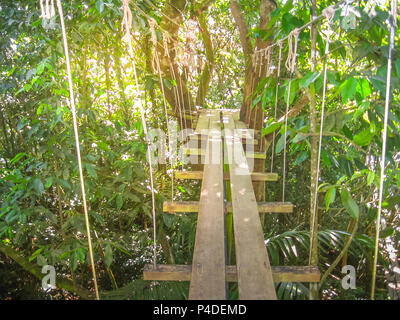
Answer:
54 0 100 300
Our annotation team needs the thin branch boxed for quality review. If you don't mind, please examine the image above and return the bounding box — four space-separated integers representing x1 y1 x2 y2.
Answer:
230 0 253 62
318 219 358 289
0 243 92 299
195 11 214 106
304 132 367 154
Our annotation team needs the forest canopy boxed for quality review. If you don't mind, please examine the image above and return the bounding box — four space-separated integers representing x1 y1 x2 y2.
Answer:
0 0 399 300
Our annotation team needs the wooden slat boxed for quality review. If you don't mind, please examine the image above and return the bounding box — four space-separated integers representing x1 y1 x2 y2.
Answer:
234 121 247 129
224 111 277 300
175 171 279 181
189 133 258 145
222 109 240 121
143 264 321 283
195 110 210 134
189 112 226 300
183 148 265 159
234 120 255 140
163 201 293 213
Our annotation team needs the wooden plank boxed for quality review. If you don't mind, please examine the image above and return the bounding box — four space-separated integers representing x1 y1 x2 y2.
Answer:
143 264 321 283
189 112 226 300
234 120 255 140
223 111 277 300
163 201 293 214
234 121 247 129
195 110 210 134
189 133 258 145
222 109 240 121
175 171 279 181
183 148 265 159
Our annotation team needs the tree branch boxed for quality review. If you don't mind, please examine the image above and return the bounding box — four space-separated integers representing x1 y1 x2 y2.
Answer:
318 219 358 289
195 11 215 107
230 0 253 65
0 243 92 299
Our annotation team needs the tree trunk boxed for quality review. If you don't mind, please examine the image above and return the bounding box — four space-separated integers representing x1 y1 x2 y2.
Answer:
230 0 277 202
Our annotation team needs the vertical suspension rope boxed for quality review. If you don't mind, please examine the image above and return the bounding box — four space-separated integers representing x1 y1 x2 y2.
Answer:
270 41 283 172
149 18 175 201
121 0 158 268
164 32 184 139
55 0 99 299
183 67 194 129
309 8 334 265
371 0 398 300
162 32 181 201
282 29 300 202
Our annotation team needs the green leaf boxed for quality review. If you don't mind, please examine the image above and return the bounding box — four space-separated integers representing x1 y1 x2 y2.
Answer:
85 163 98 179
340 189 359 220
71 251 78 271
251 95 261 109
10 152 26 165
36 62 45 75
275 134 285 154
76 248 85 263
299 71 320 89
163 79 173 90
105 244 113 267
33 178 44 194
380 227 394 238
292 132 307 144
353 129 373 146
29 248 43 262
367 171 375 186
37 104 44 115
341 77 358 103
45 177 53 189
353 101 370 121
356 78 371 99
262 122 282 136
36 254 47 266
284 79 298 105
57 178 71 190
294 151 308 165
261 87 274 110
325 187 336 211
97 141 109 151
116 194 123 210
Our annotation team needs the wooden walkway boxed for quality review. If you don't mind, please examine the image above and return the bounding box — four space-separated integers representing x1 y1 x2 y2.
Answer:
143 109 320 300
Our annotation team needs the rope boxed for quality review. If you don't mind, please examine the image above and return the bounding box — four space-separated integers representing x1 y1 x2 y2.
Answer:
131 2 196 131
55 0 99 300
282 29 300 202
149 18 174 200
164 31 184 139
309 7 334 265
371 0 398 300
121 0 158 268
270 41 283 172
163 31 183 199
183 67 194 129
143 0 181 27
257 50 263 78
129 0 185 52
253 0 355 56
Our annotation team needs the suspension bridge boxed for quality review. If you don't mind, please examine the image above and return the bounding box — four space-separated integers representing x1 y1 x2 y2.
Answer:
143 109 320 300
47 0 397 300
